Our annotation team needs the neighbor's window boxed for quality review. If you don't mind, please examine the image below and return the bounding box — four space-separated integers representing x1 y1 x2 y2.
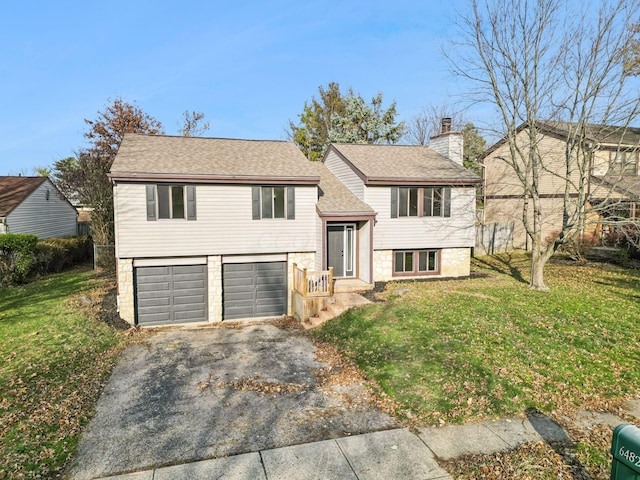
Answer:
610 150 638 175
252 186 295 220
146 184 196 221
394 249 439 275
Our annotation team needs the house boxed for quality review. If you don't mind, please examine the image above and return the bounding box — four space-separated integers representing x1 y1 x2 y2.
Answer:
0 176 78 238
110 126 481 327
480 121 640 250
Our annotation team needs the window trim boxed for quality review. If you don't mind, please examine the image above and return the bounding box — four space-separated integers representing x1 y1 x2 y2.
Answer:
609 150 638 175
392 249 440 276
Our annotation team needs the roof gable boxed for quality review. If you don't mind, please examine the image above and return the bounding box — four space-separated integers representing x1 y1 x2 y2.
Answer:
326 144 481 185
480 121 640 161
110 134 320 184
0 176 47 217
311 163 375 216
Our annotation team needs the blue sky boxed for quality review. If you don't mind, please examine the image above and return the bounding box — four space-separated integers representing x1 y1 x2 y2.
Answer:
0 0 481 175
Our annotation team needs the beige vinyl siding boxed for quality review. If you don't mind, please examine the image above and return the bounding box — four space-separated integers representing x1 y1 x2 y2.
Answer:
5 180 77 238
485 196 585 249
484 132 579 197
324 150 365 200
114 183 317 258
592 150 610 176
366 186 476 250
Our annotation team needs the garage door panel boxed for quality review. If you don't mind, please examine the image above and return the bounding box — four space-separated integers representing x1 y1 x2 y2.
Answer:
136 282 171 293
172 265 205 274
173 294 206 305
137 297 171 308
137 266 171 276
135 264 208 326
173 280 205 291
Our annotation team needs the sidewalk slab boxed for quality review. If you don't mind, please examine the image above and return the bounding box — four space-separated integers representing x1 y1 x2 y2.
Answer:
337 428 452 480
625 400 640 420
153 452 265 480
417 423 510 460
484 418 542 447
261 439 357 480
575 410 625 430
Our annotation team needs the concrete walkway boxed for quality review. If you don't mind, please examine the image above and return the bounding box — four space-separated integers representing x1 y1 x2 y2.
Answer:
97 410 598 480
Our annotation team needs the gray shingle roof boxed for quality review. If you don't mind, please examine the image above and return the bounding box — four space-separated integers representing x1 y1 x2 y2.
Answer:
329 144 481 184
110 134 319 183
592 175 640 200
311 163 375 215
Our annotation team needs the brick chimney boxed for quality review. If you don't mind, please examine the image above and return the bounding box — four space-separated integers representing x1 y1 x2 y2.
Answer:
429 117 463 165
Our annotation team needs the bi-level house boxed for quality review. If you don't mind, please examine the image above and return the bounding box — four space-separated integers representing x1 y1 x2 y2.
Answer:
481 121 640 250
110 125 481 327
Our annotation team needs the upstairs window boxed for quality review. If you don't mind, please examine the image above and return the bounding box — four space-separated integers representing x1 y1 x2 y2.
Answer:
146 184 196 221
423 187 451 217
252 186 295 220
609 150 638 175
391 187 451 218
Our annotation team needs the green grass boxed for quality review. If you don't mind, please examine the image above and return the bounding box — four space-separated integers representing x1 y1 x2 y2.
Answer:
314 254 640 425
0 267 126 478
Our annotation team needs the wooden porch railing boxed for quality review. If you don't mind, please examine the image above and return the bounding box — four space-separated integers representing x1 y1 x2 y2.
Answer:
293 263 334 298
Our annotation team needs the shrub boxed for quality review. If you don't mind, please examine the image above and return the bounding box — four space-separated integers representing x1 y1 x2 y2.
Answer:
35 237 92 274
0 234 38 286
0 235 93 286
545 231 600 261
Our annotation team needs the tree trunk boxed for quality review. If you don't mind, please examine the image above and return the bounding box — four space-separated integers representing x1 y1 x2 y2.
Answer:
530 242 554 290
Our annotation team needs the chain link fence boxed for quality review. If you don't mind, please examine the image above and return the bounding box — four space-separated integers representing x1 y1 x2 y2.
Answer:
93 244 115 270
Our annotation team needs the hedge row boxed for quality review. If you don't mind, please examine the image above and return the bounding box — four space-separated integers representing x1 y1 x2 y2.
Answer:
0 234 93 286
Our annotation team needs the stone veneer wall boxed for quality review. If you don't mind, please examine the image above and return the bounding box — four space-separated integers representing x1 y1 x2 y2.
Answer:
372 248 471 282
287 252 316 315
207 255 222 322
117 258 135 325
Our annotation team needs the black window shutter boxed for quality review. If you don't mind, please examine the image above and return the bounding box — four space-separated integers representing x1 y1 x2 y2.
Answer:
287 186 295 219
443 188 451 217
186 185 197 220
146 185 156 221
390 187 398 218
252 186 261 219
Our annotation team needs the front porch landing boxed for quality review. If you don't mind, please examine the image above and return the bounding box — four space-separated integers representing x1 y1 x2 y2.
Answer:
334 278 373 293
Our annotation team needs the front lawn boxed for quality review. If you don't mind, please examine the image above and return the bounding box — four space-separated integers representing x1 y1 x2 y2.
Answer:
314 253 640 477
0 267 126 478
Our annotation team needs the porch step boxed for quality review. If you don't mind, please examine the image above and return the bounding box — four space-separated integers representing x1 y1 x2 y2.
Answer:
333 278 373 293
302 292 371 330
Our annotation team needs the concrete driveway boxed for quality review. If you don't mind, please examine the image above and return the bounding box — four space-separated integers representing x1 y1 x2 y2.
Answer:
68 323 398 480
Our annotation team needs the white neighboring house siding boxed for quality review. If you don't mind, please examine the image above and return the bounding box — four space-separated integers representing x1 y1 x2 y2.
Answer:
365 186 476 249
5 180 77 238
114 182 318 258
324 150 365 200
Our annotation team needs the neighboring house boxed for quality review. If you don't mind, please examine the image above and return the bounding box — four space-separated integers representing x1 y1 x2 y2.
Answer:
110 128 481 327
0 176 78 238
481 121 640 250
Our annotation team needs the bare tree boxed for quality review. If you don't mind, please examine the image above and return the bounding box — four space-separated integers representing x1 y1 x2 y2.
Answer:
404 104 465 146
452 0 640 289
179 110 210 137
